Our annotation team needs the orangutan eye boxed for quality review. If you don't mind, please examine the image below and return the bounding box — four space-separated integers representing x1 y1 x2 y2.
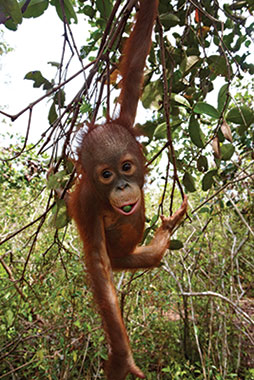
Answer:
122 162 132 172
102 170 112 179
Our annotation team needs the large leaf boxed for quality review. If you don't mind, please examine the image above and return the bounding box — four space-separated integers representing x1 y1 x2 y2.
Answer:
159 13 180 30
181 55 200 75
188 116 205 148
202 169 217 191
194 102 220 119
141 80 162 109
96 0 112 20
172 93 191 108
50 199 70 229
183 172 196 193
20 0 49 18
217 83 230 113
221 143 235 160
226 106 254 126
0 0 22 24
207 55 230 77
154 119 181 139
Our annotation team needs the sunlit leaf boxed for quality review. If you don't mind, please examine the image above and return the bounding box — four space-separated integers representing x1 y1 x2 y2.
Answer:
172 93 191 108
6 309 14 327
181 55 200 75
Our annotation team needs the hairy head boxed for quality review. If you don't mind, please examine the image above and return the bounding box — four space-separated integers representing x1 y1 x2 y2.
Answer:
78 123 145 214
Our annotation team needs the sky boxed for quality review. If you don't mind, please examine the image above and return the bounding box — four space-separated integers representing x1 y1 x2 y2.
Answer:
0 6 86 143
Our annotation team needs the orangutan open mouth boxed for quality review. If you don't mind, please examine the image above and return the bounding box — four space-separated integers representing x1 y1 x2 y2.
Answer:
113 199 140 216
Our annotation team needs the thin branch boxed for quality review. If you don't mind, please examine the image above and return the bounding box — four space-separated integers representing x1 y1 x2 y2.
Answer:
0 257 27 301
181 291 254 326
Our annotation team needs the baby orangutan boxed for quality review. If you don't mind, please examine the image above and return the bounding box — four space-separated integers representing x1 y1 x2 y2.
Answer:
68 0 188 378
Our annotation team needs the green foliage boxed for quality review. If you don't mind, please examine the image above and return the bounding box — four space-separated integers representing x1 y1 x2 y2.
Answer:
21 0 49 18
0 133 254 378
0 0 22 25
24 70 52 90
0 0 77 30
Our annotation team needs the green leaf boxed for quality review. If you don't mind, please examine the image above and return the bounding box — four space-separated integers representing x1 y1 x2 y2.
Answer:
199 207 210 214
202 169 217 191
4 18 18 30
20 0 48 18
172 93 191 108
50 199 70 229
217 83 230 113
197 155 208 172
141 80 162 109
48 102 58 124
194 102 220 119
170 239 184 250
159 13 180 29
96 0 112 20
47 170 68 190
24 71 52 90
188 116 205 148
153 119 181 139
137 120 157 141
183 172 196 193
220 143 235 160
83 5 96 18
48 61 60 68
181 55 200 75
0 0 22 24
54 89 65 107
6 309 14 327
226 106 254 126
207 55 230 77
51 0 78 24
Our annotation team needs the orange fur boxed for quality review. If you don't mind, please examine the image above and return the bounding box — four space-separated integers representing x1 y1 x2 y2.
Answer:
67 1 188 379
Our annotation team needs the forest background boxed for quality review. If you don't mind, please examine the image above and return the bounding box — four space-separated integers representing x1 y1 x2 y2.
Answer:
0 0 254 379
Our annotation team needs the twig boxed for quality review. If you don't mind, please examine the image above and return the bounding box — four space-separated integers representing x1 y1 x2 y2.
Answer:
0 257 27 301
181 291 254 326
